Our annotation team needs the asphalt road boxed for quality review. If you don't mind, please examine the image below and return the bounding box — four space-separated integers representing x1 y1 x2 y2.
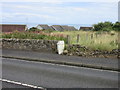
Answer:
2 49 118 69
2 58 119 88
2 81 30 88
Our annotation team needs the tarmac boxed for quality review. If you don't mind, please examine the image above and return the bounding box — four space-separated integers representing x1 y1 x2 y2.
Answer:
1 49 119 72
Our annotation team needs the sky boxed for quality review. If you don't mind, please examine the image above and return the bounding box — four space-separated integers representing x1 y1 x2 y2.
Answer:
0 0 119 26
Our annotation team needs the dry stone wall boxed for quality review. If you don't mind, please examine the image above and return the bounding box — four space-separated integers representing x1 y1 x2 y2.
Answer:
1 39 119 58
2 39 58 53
63 44 119 58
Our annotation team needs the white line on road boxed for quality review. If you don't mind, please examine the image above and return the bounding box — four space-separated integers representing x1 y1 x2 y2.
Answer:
0 78 46 90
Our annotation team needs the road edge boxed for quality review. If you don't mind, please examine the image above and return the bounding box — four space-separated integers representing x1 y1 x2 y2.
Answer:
2 55 120 72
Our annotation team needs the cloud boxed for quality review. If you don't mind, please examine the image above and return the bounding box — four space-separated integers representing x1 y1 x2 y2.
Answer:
2 3 88 12
1 2 118 24
2 12 57 19
1 3 88 14
0 0 119 3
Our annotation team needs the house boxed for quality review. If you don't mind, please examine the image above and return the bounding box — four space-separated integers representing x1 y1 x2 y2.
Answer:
51 25 64 31
61 25 77 31
36 24 52 30
50 26 55 31
79 27 93 31
60 25 71 31
68 26 78 31
0 24 27 32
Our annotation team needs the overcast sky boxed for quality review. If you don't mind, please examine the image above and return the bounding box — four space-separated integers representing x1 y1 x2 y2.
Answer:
0 0 119 25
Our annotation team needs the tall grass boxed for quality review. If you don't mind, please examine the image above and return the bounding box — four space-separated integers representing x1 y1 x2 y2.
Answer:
2 31 67 41
53 31 119 51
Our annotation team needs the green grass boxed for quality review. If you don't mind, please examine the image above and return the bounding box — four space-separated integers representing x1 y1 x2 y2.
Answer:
2 31 67 42
52 31 119 51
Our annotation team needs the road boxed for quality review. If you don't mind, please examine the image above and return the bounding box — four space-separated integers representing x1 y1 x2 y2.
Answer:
2 58 119 88
2 49 118 69
2 81 30 88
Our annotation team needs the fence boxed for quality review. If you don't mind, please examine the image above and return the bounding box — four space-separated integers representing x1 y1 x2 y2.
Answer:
66 34 96 44
66 33 118 46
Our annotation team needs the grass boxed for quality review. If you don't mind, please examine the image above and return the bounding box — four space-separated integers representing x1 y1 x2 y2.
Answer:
1 31 67 42
52 30 119 51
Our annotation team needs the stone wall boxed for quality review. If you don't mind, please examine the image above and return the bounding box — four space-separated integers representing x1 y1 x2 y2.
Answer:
2 39 58 53
1 39 119 58
63 44 119 58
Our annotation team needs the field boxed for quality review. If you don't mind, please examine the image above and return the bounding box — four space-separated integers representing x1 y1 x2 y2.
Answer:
52 31 119 51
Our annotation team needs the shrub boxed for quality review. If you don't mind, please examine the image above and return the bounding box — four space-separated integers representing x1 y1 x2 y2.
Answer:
113 22 120 31
92 21 120 32
28 27 39 32
93 21 113 31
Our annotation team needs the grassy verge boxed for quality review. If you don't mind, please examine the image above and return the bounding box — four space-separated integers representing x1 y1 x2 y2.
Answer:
52 31 119 51
1 31 67 42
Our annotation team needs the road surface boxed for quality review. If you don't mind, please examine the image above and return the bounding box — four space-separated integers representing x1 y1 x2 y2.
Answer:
2 58 119 88
2 81 30 88
2 49 118 69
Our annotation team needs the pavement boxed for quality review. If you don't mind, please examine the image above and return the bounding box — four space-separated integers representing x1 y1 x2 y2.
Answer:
2 58 119 88
1 49 119 71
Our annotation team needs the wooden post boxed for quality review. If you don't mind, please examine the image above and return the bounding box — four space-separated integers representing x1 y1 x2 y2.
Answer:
91 34 93 39
95 33 98 38
86 34 88 40
67 35 70 45
77 34 80 43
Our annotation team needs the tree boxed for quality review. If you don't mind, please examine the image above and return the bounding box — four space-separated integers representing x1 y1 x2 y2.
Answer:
93 22 104 31
93 21 113 31
113 22 120 31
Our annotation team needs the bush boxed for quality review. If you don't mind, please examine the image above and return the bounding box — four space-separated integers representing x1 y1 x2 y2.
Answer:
113 22 120 31
28 27 39 31
93 21 113 31
43 29 54 33
93 21 120 32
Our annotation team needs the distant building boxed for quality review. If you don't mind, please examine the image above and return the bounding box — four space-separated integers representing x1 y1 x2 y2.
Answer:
0 24 27 32
68 26 78 31
51 25 64 31
79 27 93 31
50 26 55 31
36 24 78 32
36 24 52 30
60 25 70 31
60 25 78 31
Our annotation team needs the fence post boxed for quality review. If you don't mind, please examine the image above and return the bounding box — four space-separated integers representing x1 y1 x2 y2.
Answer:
91 34 93 39
86 34 88 40
67 35 70 45
77 34 80 43
95 33 98 38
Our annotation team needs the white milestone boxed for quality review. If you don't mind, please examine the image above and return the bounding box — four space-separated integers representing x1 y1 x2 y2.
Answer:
57 41 65 55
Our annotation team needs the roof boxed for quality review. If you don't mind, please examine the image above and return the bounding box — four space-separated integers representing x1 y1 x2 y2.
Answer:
60 25 70 31
50 26 55 31
0 24 26 26
37 24 52 30
79 27 93 30
51 25 64 31
68 26 78 31
60 25 78 31
0 24 27 32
